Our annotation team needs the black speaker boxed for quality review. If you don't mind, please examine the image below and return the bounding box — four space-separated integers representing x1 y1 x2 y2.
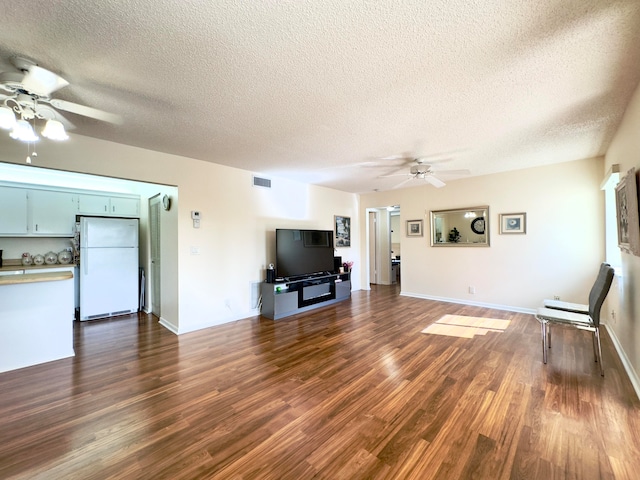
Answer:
266 264 276 283
333 256 342 273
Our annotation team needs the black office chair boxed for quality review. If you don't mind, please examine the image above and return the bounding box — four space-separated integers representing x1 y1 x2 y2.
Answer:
535 263 614 376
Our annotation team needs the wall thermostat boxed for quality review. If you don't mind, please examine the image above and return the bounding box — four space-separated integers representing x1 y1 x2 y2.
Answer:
191 210 201 228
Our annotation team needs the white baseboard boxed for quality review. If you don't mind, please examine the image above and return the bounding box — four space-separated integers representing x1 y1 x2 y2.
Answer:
400 291 536 315
604 324 640 401
158 309 262 335
158 317 178 334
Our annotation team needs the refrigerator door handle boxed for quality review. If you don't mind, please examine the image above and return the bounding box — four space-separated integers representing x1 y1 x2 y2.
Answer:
83 252 89 276
81 218 89 248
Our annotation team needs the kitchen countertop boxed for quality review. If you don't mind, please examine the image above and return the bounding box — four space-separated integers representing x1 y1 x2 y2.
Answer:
0 271 74 286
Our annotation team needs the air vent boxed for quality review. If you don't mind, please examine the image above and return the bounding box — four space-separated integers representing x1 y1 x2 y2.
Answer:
253 176 271 188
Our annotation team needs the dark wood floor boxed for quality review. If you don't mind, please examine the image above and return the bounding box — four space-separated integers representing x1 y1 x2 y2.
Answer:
1 285 639 479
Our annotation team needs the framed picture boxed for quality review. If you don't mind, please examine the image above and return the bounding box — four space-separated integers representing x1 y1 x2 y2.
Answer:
615 168 640 255
334 215 351 247
407 219 423 237
499 213 526 234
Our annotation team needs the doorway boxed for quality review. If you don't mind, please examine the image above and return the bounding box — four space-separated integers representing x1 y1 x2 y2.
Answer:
149 194 162 317
366 206 400 287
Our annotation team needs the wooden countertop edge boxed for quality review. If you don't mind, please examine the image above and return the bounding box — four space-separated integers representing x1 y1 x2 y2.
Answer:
0 271 74 286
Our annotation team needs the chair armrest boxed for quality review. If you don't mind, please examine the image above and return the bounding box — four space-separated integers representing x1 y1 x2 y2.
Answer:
543 299 588 314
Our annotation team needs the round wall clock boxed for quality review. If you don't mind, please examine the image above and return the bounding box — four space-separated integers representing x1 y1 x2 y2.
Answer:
471 217 485 234
162 194 171 211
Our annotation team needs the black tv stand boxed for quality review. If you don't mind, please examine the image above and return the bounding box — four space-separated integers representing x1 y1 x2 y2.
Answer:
261 271 351 320
285 272 332 282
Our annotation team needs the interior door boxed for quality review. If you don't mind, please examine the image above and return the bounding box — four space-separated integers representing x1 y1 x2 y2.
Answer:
369 211 377 285
149 195 161 317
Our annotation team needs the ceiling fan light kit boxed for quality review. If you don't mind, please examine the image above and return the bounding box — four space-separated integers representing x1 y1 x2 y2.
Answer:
8 118 39 142
0 105 15 129
1 55 121 150
378 156 470 189
41 119 69 140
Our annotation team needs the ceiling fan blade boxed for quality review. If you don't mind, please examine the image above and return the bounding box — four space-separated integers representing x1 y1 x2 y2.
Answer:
424 175 446 188
49 98 122 124
393 177 415 189
432 169 471 176
378 173 412 178
0 72 24 92
22 65 69 96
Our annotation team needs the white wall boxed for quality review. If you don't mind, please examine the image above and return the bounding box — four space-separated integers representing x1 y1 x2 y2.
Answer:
604 79 640 393
0 134 360 334
359 157 605 312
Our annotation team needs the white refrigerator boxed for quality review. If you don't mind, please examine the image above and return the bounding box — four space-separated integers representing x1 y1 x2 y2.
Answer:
79 217 139 321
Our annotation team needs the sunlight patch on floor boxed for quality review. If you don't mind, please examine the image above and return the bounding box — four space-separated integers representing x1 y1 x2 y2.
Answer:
421 314 511 338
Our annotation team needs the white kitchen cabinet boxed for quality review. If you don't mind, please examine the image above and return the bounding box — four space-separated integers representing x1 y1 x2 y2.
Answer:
29 190 77 236
77 194 110 214
109 196 139 216
77 194 139 217
0 186 28 235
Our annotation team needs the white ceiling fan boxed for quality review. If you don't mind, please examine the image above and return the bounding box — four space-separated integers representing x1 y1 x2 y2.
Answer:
379 157 470 188
0 56 122 142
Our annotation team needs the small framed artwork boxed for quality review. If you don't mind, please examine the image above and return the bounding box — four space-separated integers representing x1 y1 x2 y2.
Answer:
615 167 640 255
499 213 526 234
334 215 351 247
407 219 423 237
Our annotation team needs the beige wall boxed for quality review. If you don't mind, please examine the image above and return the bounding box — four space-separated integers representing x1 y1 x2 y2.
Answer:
604 79 640 393
360 157 605 311
0 135 360 334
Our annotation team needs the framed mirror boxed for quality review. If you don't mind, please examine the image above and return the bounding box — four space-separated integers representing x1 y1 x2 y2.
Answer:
430 206 489 246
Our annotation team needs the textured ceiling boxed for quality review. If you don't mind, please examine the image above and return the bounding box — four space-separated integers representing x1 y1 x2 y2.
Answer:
1 0 639 193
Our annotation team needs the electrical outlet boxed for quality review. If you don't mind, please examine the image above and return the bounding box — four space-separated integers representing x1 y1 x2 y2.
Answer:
469 286 476 294
611 309 616 323
554 295 560 300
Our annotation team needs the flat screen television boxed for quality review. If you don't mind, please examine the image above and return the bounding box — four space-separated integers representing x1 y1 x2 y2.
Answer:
276 229 335 279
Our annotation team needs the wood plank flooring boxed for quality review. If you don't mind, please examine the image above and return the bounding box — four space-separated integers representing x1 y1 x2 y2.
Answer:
1 285 639 479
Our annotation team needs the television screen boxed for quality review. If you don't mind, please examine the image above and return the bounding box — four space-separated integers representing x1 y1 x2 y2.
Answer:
276 229 335 278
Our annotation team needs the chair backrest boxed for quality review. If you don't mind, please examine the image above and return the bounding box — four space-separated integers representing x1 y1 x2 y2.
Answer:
588 264 615 326
588 263 610 298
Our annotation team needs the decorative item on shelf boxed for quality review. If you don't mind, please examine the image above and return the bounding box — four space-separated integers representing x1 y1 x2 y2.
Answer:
57 250 72 265
343 260 354 272
21 252 32 266
44 251 58 265
32 253 45 265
